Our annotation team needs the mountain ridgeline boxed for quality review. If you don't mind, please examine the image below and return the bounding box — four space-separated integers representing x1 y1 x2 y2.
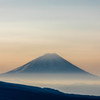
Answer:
0 81 100 100
6 53 89 74
4 53 98 78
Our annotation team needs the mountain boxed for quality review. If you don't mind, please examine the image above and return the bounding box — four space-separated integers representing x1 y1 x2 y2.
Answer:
5 53 96 76
4 53 97 79
0 81 100 100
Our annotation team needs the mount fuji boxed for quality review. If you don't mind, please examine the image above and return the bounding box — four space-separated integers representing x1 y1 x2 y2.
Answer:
5 53 96 78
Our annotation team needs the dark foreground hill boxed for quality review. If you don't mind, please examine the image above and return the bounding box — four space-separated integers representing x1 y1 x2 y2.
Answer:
0 81 100 100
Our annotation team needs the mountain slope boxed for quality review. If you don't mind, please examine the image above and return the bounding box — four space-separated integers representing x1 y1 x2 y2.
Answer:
0 81 100 100
6 53 91 75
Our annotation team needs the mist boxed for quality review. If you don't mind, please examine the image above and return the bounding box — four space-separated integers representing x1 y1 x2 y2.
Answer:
0 73 100 96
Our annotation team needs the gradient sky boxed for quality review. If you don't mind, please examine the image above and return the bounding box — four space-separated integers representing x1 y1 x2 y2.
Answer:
0 0 100 75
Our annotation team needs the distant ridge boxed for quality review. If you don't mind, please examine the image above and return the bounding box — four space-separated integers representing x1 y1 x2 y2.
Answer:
5 53 97 78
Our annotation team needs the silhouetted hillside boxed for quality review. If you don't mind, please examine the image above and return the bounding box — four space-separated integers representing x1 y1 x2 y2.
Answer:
0 81 100 100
